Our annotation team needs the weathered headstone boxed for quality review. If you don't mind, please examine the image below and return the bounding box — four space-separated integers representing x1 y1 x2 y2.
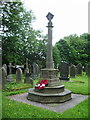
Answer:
3 64 7 75
76 63 82 75
70 64 76 78
24 73 33 85
32 63 40 79
27 12 71 103
2 67 7 89
7 63 13 82
24 59 33 85
28 64 31 74
85 62 90 76
59 62 69 80
24 58 29 76
16 68 22 83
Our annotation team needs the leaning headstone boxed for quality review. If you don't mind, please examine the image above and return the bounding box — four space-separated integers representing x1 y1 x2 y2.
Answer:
59 62 69 80
7 63 13 82
85 62 90 76
16 68 22 83
76 63 82 75
3 64 7 76
70 64 76 78
2 67 7 89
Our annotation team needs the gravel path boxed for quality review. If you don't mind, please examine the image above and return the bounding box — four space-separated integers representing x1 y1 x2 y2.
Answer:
8 93 88 113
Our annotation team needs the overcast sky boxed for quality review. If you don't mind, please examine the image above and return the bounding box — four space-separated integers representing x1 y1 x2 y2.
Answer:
22 0 88 45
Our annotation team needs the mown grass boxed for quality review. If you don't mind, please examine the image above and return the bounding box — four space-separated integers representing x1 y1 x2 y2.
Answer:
2 72 89 119
2 94 88 118
61 73 88 95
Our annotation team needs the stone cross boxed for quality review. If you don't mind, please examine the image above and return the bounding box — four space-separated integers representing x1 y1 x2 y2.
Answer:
8 63 12 74
25 58 29 75
46 12 54 26
46 12 54 69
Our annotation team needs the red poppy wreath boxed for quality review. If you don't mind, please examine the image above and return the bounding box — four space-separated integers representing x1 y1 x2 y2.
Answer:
35 80 48 90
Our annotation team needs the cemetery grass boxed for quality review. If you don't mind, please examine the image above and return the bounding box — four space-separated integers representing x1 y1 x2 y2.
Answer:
61 73 88 95
2 72 88 118
2 94 88 118
4 74 33 91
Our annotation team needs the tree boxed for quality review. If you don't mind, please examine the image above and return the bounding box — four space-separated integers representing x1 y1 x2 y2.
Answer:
1 2 47 67
55 33 89 66
53 45 61 68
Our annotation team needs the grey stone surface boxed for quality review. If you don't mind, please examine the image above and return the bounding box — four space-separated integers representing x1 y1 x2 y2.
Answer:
70 64 76 78
1 67 7 89
59 62 69 80
24 58 29 75
7 63 13 82
32 63 40 79
16 68 22 83
28 88 71 103
8 63 12 74
85 62 90 76
76 63 82 75
24 73 33 85
8 93 88 113
27 13 71 103
46 13 54 69
3 64 7 76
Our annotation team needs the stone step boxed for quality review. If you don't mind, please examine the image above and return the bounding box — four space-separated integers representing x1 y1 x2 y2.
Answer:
27 88 72 103
34 85 65 94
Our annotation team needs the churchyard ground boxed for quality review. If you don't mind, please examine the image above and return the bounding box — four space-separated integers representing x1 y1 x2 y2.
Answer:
1 72 89 119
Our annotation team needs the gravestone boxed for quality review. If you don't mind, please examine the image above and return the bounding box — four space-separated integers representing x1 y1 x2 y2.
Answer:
16 68 22 83
7 63 13 82
24 73 33 85
85 62 90 76
24 58 29 76
70 64 76 78
3 64 7 75
59 62 69 80
32 63 40 79
29 64 31 74
76 63 82 75
2 67 7 89
27 12 71 103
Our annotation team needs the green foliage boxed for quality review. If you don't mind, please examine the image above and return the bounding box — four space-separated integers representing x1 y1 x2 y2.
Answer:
53 45 61 68
55 33 89 66
2 2 47 67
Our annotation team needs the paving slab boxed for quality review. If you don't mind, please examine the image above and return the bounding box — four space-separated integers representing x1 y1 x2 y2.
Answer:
8 93 88 113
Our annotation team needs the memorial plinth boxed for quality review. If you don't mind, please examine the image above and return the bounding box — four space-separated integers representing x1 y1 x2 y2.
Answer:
27 12 72 103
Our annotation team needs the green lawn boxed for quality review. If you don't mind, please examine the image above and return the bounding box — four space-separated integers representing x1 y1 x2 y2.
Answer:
2 73 89 119
2 94 88 118
61 73 88 95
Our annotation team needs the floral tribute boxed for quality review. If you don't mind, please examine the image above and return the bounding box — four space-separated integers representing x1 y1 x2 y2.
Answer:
35 80 48 90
